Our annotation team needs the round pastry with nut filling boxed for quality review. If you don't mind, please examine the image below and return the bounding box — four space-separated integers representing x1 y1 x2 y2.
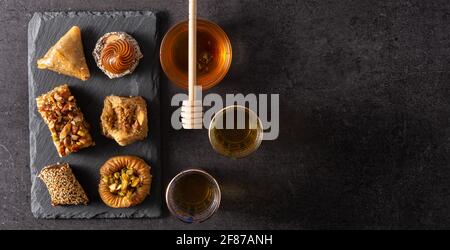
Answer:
99 156 152 208
93 32 143 79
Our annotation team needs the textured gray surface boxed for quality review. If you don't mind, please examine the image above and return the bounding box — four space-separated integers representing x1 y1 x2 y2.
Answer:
1 0 450 229
28 11 161 218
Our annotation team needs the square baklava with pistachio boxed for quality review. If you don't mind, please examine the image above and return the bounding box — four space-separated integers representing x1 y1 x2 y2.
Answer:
36 84 94 157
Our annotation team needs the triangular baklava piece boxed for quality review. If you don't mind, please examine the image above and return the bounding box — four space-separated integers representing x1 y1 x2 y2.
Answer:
37 26 90 81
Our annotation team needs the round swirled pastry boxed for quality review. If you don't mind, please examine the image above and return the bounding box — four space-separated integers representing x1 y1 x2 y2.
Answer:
93 32 143 79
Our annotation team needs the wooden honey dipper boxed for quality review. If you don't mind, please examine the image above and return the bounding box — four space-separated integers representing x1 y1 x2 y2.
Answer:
181 0 203 129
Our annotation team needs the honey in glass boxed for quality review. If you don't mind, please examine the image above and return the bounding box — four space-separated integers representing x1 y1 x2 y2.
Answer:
160 19 232 90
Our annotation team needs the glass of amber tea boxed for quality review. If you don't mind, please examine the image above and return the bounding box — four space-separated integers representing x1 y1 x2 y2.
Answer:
208 105 264 159
160 19 232 90
166 169 221 223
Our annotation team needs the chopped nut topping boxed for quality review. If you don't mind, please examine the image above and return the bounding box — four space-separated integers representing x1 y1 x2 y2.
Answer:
101 165 143 199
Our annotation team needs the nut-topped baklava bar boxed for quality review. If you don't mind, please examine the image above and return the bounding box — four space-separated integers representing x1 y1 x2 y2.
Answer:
36 84 94 157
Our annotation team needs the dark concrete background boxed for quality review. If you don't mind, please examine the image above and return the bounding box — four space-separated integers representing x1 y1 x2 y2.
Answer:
1 0 449 229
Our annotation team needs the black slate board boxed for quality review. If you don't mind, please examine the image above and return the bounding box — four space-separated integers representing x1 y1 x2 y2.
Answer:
28 11 161 218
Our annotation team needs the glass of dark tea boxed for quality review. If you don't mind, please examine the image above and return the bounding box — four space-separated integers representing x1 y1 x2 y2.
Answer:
208 105 263 159
166 169 221 223
160 19 232 90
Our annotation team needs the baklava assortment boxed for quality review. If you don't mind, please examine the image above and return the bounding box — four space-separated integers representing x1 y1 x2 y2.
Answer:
35 26 152 208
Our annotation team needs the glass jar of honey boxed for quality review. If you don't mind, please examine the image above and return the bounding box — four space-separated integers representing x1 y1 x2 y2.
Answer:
160 19 232 90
